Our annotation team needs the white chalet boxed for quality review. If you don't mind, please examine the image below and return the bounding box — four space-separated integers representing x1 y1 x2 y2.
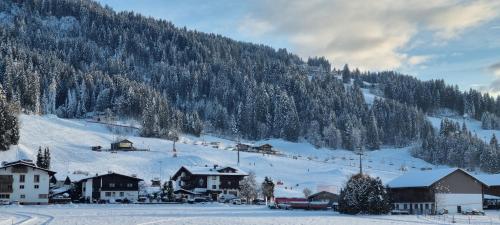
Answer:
0 160 55 205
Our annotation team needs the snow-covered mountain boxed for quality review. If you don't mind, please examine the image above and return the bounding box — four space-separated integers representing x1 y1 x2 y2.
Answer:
1 114 438 197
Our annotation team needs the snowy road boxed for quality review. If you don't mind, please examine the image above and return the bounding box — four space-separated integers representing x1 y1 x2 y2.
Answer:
2 204 499 225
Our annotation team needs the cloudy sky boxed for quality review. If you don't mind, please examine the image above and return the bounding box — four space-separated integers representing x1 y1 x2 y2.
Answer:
97 0 500 94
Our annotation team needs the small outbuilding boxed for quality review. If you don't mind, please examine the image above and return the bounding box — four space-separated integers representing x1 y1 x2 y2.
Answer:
307 191 339 208
111 139 134 151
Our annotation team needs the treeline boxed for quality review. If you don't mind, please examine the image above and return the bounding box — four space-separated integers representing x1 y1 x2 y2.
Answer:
358 72 500 120
0 0 430 151
412 118 500 173
0 84 19 151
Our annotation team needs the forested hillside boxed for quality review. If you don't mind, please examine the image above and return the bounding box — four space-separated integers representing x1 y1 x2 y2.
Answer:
0 0 428 150
0 0 498 172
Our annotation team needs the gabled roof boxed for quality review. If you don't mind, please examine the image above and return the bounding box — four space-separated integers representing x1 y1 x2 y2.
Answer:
113 139 133 144
308 191 338 199
0 160 56 175
387 168 486 188
78 172 143 183
476 174 500 187
172 165 247 179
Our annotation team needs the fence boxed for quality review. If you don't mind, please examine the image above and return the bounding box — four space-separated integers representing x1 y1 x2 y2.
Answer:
419 214 500 225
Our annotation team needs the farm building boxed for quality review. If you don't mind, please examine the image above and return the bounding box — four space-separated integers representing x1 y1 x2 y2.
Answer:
387 168 486 214
477 174 500 209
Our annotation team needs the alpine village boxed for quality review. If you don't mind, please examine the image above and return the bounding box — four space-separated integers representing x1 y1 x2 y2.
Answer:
0 0 500 224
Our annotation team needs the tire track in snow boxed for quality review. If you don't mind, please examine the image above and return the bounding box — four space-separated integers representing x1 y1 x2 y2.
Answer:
0 212 32 225
13 212 54 225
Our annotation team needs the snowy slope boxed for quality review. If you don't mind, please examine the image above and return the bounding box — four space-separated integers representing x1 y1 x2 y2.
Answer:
1 114 437 197
427 115 500 142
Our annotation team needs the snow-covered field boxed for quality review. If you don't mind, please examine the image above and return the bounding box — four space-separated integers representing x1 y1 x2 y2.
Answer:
0 203 500 225
0 114 438 197
1 204 499 225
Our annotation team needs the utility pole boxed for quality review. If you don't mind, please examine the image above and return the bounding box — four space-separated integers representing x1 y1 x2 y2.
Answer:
356 146 363 175
237 136 240 166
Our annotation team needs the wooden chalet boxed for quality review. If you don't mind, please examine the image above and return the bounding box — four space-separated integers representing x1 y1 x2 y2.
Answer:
171 165 247 201
111 139 134 151
387 168 487 214
76 172 143 203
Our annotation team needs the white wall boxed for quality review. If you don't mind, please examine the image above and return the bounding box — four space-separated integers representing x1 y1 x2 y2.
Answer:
0 166 51 204
83 179 93 199
207 175 219 190
100 190 138 202
435 193 483 214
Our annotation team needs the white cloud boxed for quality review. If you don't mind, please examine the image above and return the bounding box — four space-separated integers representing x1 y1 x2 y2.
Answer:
408 55 434 66
490 62 500 77
239 0 500 70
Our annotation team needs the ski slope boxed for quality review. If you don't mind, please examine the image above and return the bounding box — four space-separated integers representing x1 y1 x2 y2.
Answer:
1 114 437 197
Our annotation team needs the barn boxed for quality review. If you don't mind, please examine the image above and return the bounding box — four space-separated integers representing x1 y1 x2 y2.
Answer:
387 168 487 214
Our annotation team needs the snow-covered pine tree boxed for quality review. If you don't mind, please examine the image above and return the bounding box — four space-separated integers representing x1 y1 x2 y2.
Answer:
338 173 390 215
240 171 258 202
261 176 275 203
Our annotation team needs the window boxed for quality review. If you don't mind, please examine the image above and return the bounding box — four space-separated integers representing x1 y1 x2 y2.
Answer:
19 175 25 183
20 194 25 199
212 176 216 180
109 183 115 188
212 185 217 189
105 192 111 197
0 194 9 199
403 204 407 210
39 194 48 199
415 204 418 209
19 185 24 189
34 185 39 189
34 175 40 183
425 204 429 209
395 204 399 210
127 183 133 188
120 192 124 197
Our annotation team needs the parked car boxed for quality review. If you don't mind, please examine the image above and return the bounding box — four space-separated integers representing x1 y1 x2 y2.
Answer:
436 208 448 215
268 202 278 209
188 197 208 204
0 200 11 205
277 203 291 210
240 199 247 204
462 209 485 215
230 198 242 205
253 199 266 205
218 194 236 203
138 196 147 202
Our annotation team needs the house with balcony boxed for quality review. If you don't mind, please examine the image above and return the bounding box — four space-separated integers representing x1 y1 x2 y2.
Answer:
171 165 247 201
0 160 56 205
76 172 143 203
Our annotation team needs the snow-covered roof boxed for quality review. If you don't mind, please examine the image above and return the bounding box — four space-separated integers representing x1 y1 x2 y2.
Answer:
476 174 500 187
484 194 500 200
181 165 247 176
0 160 56 175
387 168 472 188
